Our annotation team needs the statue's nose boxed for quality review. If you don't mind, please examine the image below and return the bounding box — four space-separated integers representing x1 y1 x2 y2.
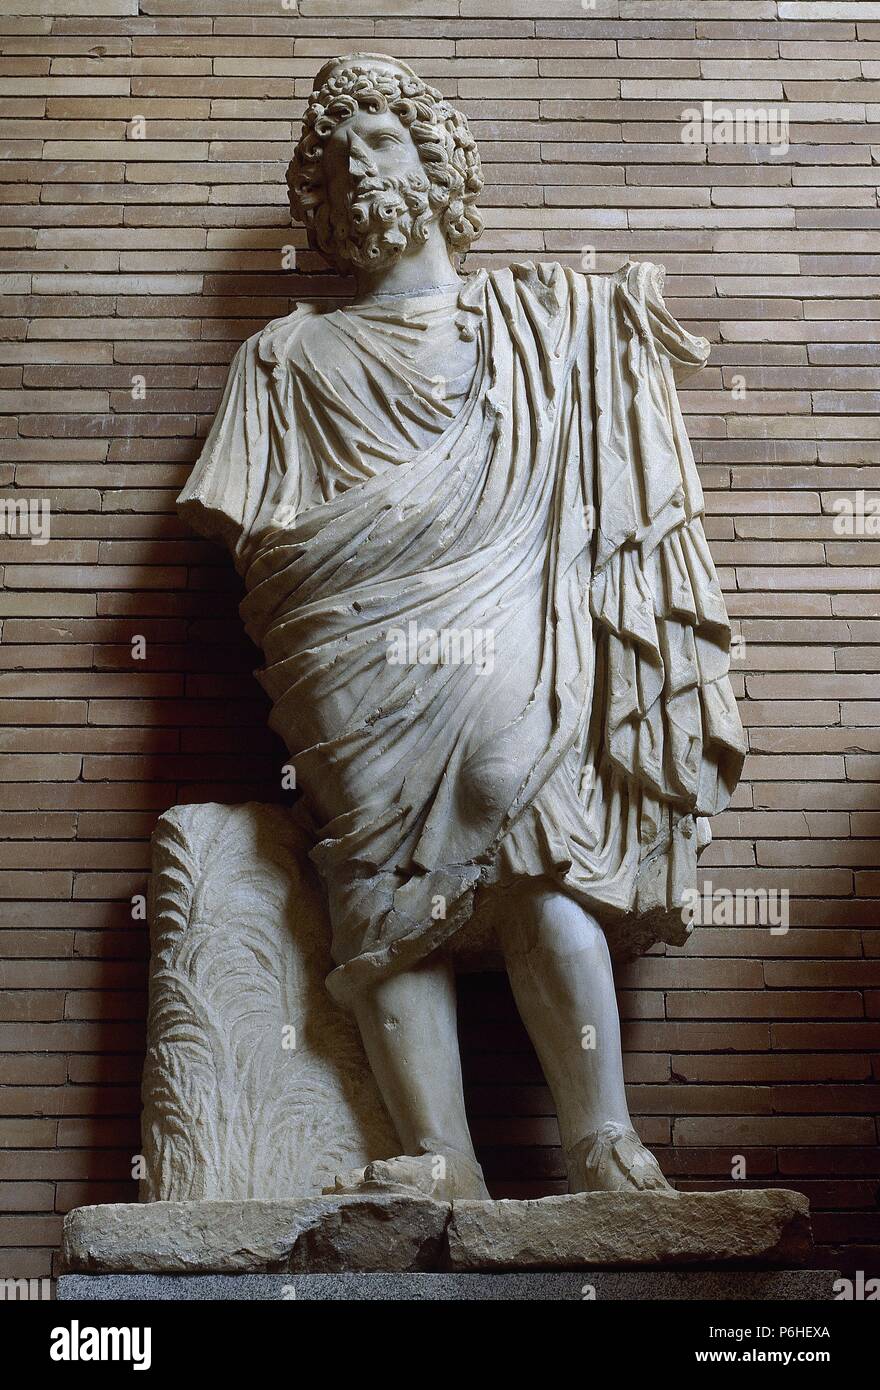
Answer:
347 135 377 183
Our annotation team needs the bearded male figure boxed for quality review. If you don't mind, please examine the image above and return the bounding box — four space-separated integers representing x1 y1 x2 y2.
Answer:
178 54 746 1203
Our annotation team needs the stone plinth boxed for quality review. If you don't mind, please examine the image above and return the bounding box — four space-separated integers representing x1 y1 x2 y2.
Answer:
61 1189 812 1276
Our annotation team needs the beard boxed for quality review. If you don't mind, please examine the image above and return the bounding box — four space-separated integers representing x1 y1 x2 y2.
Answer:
331 171 433 272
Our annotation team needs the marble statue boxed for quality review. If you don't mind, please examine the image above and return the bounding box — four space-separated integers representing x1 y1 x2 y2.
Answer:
177 53 746 1205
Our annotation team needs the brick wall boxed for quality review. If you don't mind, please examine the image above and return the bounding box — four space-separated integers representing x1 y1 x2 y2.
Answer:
1 0 879 1283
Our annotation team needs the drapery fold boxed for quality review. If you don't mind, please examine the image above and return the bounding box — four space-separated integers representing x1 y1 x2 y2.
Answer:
178 261 745 1003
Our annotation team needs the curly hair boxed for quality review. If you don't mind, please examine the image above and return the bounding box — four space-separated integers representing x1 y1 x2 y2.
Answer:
287 58 484 268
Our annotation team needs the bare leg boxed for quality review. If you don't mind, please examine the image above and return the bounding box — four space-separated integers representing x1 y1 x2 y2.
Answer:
498 884 675 1194
327 953 489 1199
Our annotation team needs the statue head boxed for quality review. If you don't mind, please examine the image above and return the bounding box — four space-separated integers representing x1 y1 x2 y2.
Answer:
287 53 484 274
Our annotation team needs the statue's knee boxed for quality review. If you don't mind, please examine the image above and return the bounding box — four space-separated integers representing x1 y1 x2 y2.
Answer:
534 892 603 956
502 885 604 958
457 748 521 828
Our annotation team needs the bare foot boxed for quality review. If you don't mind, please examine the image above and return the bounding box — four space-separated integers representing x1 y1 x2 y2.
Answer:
325 1148 490 1201
566 1121 678 1196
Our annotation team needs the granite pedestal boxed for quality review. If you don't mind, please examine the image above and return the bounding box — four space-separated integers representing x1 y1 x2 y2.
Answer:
57 1270 840 1302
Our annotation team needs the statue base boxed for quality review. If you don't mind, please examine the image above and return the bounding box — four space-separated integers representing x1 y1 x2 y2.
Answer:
61 1189 812 1276
57 1269 838 1302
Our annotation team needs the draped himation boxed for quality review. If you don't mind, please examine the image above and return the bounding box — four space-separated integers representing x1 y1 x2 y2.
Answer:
179 261 746 1003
